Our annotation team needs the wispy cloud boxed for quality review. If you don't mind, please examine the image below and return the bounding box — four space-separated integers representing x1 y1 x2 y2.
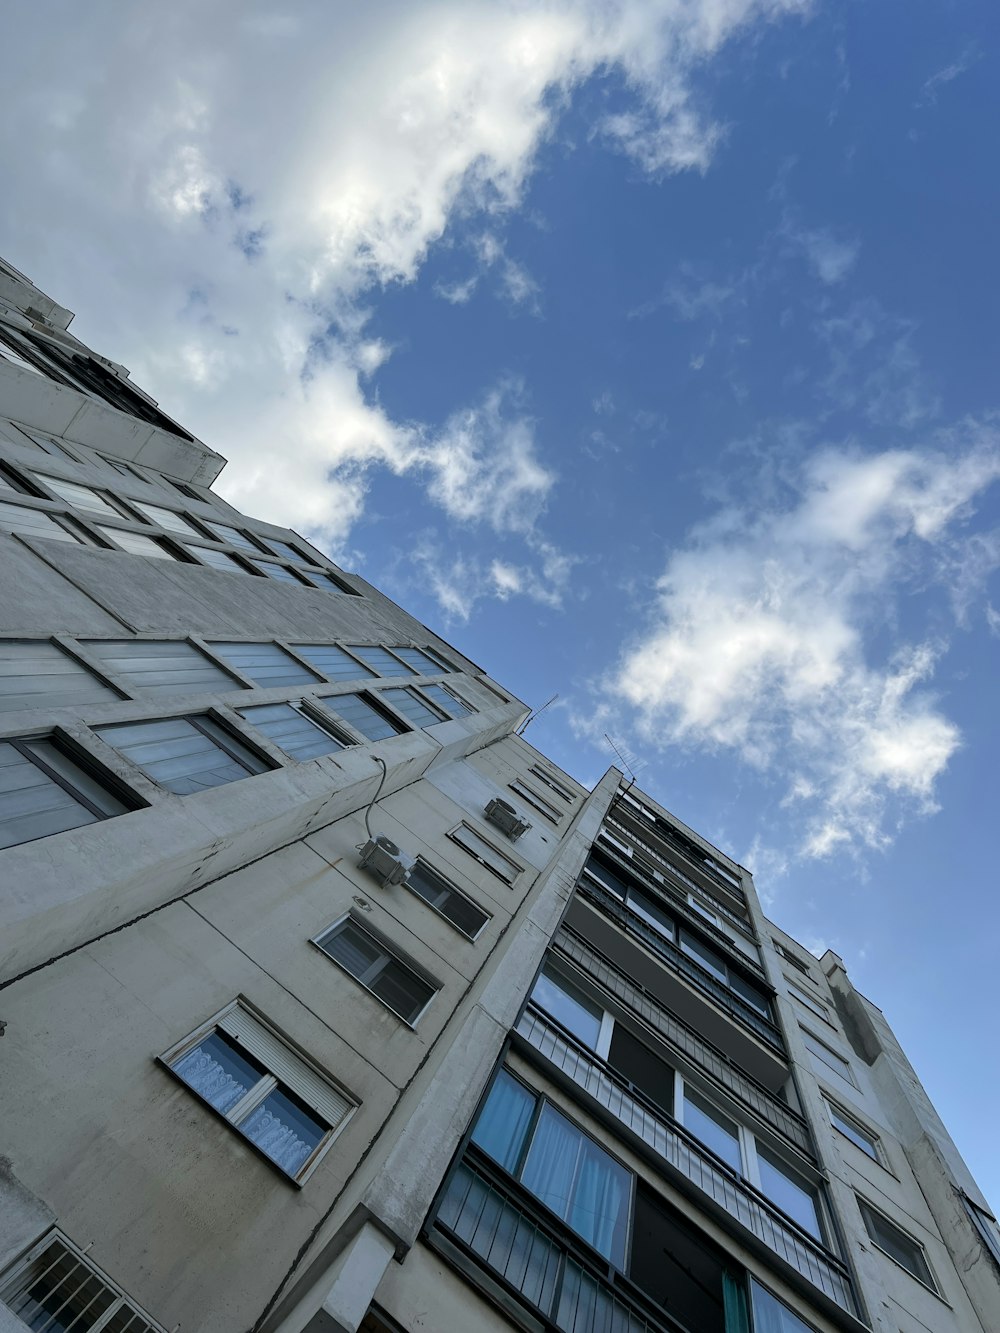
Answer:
815 299 939 428
784 221 859 285
604 426 1000 859
917 43 982 106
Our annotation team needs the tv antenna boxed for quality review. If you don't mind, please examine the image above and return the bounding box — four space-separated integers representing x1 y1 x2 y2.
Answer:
517 694 558 736
604 733 645 792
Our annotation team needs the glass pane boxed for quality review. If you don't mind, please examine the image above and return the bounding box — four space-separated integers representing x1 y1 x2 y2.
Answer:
241 703 346 761
0 501 82 543
628 888 676 941
0 639 119 713
389 646 445 674
96 526 176 558
239 1087 327 1177
369 958 435 1023
98 717 259 793
471 1070 536 1173
36 474 121 517
191 546 251 573
328 692 402 741
860 1203 934 1286
757 1149 822 1240
172 1029 267 1115
0 742 102 849
86 639 240 698
407 861 488 936
318 920 385 981
531 966 603 1049
6 1244 118 1329
295 644 376 681
827 1103 878 1159
380 687 442 726
750 1280 817 1332
210 641 320 687
421 682 474 717
683 1089 742 1172
203 521 263 552
132 501 202 536
729 971 771 1018
346 645 417 676
521 1104 630 1265
263 537 315 564
250 559 309 584
680 929 727 982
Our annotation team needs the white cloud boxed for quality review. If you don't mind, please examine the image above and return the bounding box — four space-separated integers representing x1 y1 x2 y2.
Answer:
918 43 981 107
610 427 1000 857
1 0 808 588
786 222 859 284
408 531 577 623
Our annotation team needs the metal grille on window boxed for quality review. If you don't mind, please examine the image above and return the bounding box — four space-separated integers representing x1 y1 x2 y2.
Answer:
0 1231 165 1332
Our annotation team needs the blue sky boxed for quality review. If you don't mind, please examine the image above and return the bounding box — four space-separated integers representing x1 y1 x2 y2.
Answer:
3 1 998 1208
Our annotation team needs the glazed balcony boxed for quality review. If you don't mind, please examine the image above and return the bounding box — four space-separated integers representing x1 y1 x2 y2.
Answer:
607 804 747 907
515 1006 858 1320
552 925 813 1159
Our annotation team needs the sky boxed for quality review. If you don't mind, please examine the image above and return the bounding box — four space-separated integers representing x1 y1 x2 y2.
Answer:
2 1 998 1209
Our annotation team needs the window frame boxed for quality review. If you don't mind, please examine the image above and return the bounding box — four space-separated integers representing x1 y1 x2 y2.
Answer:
508 778 561 823
321 689 409 742
447 821 522 885
405 857 491 940
313 915 440 1025
963 1194 1000 1271
786 978 834 1024
529 764 576 802
159 999 356 1185
239 699 353 761
97 712 276 793
856 1197 940 1295
0 1229 167 1332
823 1097 883 1164
800 1026 857 1087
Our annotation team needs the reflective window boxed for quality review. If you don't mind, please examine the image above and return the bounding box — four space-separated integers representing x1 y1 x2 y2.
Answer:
1 500 83 543
757 1147 823 1240
98 715 271 794
295 644 376 681
825 1099 880 1161
325 691 406 741
315 918 437 1023
85 639 242 698
406 860 489 938
240 702 348 761
35 473 122 517
682 1088 741 1172
0 640 119 713
531 964 603 1049
346 645 417 676
857 1199 937 1291
0 736 132 849
209 641 321 688
380 687 444 727
95 525 178 558
131 500 203 536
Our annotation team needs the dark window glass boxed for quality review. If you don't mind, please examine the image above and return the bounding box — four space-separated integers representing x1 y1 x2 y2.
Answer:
858 1201 936 1289
406 860 489 937
316 919 436 1023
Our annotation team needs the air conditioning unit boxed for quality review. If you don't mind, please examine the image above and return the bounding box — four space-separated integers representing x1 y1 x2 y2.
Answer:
484 797 531 841
358 834 411 887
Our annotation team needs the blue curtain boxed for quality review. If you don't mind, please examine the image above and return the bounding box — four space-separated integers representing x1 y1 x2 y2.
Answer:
471 1070 536 1172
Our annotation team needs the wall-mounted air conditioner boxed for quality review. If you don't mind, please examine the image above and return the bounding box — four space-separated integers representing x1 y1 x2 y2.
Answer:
484 797 531 841
358 834 411 887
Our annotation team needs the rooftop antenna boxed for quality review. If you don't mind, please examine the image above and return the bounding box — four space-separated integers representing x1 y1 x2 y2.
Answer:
604 733 645 796
517 693 558 736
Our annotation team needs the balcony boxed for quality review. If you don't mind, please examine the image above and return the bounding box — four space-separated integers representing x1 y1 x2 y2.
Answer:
433 1154 686 1333
575 878 785 1056
514 1006 859 1320
552 925 814 1159
601 817 755 943
608 804 747 906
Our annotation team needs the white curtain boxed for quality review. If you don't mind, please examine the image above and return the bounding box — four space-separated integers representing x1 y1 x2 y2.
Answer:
174 1043 250 1115
242 1102 313 1175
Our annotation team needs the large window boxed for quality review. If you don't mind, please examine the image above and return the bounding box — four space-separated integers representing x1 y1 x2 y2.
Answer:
0 735 135 849
35 473 125 518
85 639 242 698
161 1001 354 1183
471 1070 632 1266
314 918 438 1023
405 859 490 939
379 687 445 727
0 639 119 713
801 1028 856 1086
240 702 349 761
294 644 376 681
0 1231 165 1332
346 645 417 677
857 1198 938 1292
209 641 321 688
388 645 448 675
448 822 521 884
420 681 475 717
130 500 203 536
750 1280 819 1332
94 525 179 558
325 691 407 741
98 715 272 793
1 499 86 543
824 1098 881 1162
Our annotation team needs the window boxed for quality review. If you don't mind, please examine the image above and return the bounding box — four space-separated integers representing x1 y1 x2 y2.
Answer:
261 536 316 565
346 645 417 676
824 1099 881 1162
209 641 322 688
249 559 311 585
379 687 445 727
388 645 448 675
786 980 831 1022
294 644 376 681
161 1002 354 1183
314 918 438 1023
85 638 243 698
529 764 576 802
0 639 120 712
447 823 520 884
188 545 253 573
857 1198 937 1292
325 692 406 741
471 1069 632 1266
420 681 475 717
406 859 490 938
0 1230 165 1332
801 1028 856 1086
241 702 349 761
200 519 265 552
1 499 86 543
0 735 135 849
98 715 272 793
964 1195 1000 1271
99 454 150 483
531 963 605 1050
509 778 560 821
34 473 125 518
756 1147 823 1240
130 500 203 536
682 1088 742 1172
750 1280 819 1332
94 525 179 559
773 939 813 976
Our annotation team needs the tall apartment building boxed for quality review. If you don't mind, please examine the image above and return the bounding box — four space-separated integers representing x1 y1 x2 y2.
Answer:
0 255 997 1333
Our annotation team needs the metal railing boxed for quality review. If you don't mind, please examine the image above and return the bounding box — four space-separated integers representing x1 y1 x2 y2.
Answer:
553 926 814 1158
434 1155 684 1333
576 879 785 1054
515 1007 857 1317
603 814 752 929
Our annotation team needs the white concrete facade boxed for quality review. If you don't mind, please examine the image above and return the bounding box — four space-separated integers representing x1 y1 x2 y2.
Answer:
0 260 997 1333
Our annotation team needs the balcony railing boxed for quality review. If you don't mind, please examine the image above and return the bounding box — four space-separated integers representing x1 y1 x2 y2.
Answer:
434 1154 684 1333
515 1006 858 1318
608 804 747 903
601 816 755 942
553 926 814 1158
577 879 785 1054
